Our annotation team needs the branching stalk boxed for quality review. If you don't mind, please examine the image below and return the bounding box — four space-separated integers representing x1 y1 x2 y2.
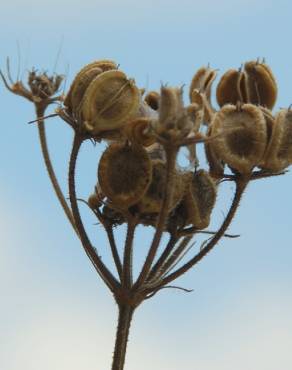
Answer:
35 105 78 235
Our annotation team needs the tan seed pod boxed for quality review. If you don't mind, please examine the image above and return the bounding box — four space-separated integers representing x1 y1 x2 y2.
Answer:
183 170 217 229
98 143 152 209
204 125 225 179
68 67 103 116
216 69 248 107
244 60 277 109
123 117 156 147
158 86 182 126
189 66 217 102
144 91 160 110
189 67 217 125
261 109 292 171
211 104 267 173
137 160 185 214
81 70 140 134
64 60 117 113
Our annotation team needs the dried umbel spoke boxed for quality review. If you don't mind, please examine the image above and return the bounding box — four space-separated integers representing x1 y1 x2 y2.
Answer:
81 70 140 134
210 104 267 174
98 142 152 210
261 108 292 171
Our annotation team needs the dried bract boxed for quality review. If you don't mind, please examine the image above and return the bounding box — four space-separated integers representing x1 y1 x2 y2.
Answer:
210 104 267 173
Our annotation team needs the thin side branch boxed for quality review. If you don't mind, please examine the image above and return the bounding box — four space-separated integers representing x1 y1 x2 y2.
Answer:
68 134 120 292
35 105 79 236
122 219 137 288
134 147 178 288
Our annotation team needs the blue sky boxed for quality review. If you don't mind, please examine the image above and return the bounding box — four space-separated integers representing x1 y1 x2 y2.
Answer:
1 0 292 369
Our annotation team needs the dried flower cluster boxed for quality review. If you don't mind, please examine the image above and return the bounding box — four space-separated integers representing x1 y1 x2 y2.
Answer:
2 58 291 370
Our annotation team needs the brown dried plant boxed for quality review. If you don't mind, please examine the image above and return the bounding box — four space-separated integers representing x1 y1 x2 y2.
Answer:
1 58 290 370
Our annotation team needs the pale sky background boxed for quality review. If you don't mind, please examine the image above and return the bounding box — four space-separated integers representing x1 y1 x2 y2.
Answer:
1 0 292 369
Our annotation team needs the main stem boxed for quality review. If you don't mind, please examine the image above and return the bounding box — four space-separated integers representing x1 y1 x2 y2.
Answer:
111 304 135 370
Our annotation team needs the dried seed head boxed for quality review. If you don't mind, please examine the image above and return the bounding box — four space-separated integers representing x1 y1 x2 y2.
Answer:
137 160 185 214
216 68 248 107
183 170 217 229
98 143 152 209
244 60 277 109
64 60 117 114
261 108 292 171
144 91 160 110
81 70 140 134
123 117 156 147
211 104 267 173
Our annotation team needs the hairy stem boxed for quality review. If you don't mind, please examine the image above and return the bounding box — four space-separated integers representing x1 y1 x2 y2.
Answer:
134 147 178 287
122 220 137 288
35 105 78 235
111 304 135 370
147 234 178 281
68 134 120 292
106 225 123 281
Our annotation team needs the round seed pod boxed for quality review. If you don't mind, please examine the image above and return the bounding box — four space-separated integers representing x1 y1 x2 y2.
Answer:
64 60 117 114
244 60 277 109
137 160 185 214
81 70 140 134
98 143 152 209
183 170 217 229
261 109 292 171
144 91 160 110
68 67 103 116
216 69 248 107
123 117 156 147
211 104 267 173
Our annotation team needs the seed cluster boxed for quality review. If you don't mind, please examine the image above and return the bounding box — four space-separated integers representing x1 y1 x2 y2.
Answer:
53 58 292 231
